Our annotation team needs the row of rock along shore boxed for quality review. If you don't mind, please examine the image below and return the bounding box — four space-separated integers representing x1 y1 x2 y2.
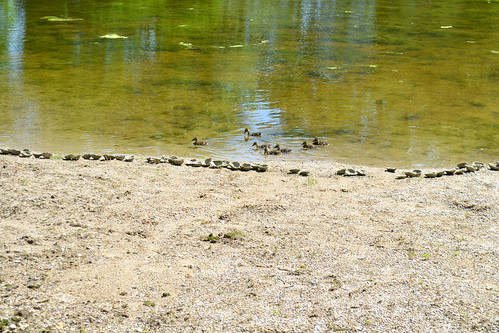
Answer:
1 147 498 178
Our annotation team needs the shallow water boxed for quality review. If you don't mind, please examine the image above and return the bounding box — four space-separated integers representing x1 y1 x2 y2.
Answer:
0 0 498 167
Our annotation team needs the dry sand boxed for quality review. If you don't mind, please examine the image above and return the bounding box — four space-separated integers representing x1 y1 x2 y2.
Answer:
0 154 498 332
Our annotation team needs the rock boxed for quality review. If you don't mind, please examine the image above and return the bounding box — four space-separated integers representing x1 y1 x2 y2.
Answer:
103 154 115 161
454 169 465 175
395 175 408 180
19 149 32 158
385 167 397 173
424 172 437 178
444 169 456 175
63 154 80 161
336 169 346 175
404 170 422 178
8 148 20 155
114 154 126 161
240 163 252 171
32 152 43 158
146 157 161 164
41 152 53 159
465 165 477 172
457 162 468 168
186 159 201 167
201 158 212 167
436 171 445 177
0 148 9 154
356 169 367 176
90 154 102 160
227 162 240 170
488 163 499 171
123 155 134 162
256 164 268 172
471 161 484 169
210 160 224 168
344 169 357 176
82 154 92 159
169 157 184 166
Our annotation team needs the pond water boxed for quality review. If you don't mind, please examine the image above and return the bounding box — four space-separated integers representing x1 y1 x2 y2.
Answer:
1 0 498 167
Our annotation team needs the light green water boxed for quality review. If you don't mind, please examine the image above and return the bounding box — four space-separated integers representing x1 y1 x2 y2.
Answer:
1 0 498 167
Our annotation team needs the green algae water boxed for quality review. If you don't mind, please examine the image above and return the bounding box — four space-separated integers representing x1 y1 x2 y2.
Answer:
0 0 498 167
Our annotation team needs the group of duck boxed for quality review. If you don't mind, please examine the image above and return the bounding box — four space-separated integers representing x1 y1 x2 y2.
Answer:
192 128 329 156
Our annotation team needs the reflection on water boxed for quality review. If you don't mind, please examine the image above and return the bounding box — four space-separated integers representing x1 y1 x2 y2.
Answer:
0 0 497 167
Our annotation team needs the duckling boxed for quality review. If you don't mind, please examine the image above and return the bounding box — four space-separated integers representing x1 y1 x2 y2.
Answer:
273 144 292 154
192 137 208 146
264 146 281 155
313 137 328 146
244 128 262 137
252 142 272 149
302 141 315 149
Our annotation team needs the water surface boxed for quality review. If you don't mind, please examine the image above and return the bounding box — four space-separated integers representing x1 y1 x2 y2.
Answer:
1 0 498 167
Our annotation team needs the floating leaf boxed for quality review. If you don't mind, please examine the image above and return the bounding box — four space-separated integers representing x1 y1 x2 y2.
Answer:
440 25 453 29
491 50 499 54
179 42 193 48
229 44 244 48
41 16 82 22
99 33 127 39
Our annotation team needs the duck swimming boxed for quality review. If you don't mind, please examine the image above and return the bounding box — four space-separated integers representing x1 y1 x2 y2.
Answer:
274 144 292 154
312 137 328 146
264 146 281 155
192 137 208 146
244 128 262 137
302 141 315 149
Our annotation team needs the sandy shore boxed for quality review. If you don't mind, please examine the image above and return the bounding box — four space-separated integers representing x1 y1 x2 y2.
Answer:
0 154 498 332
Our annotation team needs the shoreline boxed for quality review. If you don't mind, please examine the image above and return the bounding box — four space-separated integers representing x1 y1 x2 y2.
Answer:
0 153 498 332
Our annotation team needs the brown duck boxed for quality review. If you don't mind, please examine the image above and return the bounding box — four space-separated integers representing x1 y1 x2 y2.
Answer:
313 137 328 146
192 137 208 146
302 141 314 149
244 128 262 137
274 144 292 153
252 142 271 149
264 146 281 155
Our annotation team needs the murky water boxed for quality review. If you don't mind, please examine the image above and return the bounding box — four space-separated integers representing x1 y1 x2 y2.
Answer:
1 0 497 167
